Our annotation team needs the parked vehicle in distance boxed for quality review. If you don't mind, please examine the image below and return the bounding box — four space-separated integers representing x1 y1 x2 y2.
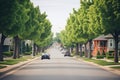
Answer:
41 53 50 60
64 50 71 57
60 48 67 54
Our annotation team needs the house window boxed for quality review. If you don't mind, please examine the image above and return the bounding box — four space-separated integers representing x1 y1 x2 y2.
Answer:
110 43 112 46
100 41 107 47
110 39 113 47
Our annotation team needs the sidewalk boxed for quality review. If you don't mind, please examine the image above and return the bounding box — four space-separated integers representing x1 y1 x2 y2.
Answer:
74 57 120 76
0 57 39 79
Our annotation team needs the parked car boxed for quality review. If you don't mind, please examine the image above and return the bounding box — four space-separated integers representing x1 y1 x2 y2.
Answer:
64 51 71 57
61 50 67 54
41 53 50 60
60 48 67 54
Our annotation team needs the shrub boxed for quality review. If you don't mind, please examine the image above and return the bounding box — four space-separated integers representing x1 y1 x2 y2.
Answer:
82 52 84 56
102 50 106 57
96 55 104 59
108 51 114 56
3 51 13 57
107 56 114 59
96 51 104 59
106 52 114 59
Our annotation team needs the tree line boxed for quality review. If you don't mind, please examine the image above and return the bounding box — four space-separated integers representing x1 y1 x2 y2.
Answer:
0 0 53 61
59 0 120 63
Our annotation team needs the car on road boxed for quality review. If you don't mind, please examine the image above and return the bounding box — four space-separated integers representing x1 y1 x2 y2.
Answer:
41 53 50 60
64 51 71 57
60 48 67 54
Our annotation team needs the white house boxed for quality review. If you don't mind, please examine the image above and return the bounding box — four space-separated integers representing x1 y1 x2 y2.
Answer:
0 34 13 46
105 34 120 52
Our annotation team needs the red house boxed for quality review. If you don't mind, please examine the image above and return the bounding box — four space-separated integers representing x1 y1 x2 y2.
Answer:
92 35 107 56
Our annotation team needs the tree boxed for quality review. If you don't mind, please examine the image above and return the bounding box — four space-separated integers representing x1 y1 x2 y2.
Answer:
77 0 94 58
87 0 120 62
12 0 29 59
0 0 52 60
0 0 29 60
36 19 52 52
100 0 120 63
53 33 61 43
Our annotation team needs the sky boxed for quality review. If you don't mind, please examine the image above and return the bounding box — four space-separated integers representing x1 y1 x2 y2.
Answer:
30 0 80 36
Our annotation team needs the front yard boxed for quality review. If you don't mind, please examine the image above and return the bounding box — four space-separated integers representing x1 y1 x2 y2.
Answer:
0 55 36 69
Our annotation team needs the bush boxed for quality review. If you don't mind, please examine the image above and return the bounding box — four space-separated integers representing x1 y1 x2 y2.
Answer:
96 51 104 59
106 52 114 59
106 56 114 59
108 51 114 56
102 50 106 57
96 55 104 59
81 52 85 57
3 51 13 57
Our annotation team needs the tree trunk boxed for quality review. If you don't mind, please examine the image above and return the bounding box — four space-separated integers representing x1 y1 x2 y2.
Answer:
88 39 92 58
113 33 119 63
84 43 88 57
0 34 6 61
33 43 36 56
13 36 20 59
20 40 22 55
38 47 42 53
68 48 71 56
36 46 39 55
35 45 38 55
79 44 82 57
76 43 79 55
42 48 45 53
70 47 73 54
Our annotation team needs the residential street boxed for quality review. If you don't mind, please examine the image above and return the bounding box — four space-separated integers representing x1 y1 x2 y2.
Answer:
0 46 120 80
0 1 120 80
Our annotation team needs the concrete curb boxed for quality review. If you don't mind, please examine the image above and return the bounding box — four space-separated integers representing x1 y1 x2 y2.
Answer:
0 57 39 79
74 58 120 76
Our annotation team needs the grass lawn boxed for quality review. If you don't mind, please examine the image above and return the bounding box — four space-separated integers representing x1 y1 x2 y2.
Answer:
0 55 35 69
0 65 7 69
0 56 33 65
81 57 120 66
110 66 120 70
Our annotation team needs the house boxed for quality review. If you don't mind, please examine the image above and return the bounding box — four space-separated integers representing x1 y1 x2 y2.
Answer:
92 34 120 56
92 35 107 56
105 34 115 52
0 34 13 51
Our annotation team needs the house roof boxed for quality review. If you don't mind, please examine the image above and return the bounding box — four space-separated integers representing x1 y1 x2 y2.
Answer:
105 34 113 39
93 35 107 41
93 34 120 41
105 34 120 39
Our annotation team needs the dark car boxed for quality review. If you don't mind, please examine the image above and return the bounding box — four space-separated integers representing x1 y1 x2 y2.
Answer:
64 51 71 57
41 53 50 60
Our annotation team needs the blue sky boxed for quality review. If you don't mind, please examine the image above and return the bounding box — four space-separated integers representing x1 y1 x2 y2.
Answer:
30 0 80 35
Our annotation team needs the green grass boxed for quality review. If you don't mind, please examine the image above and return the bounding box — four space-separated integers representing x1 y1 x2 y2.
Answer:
82 57 120 66
110 66 120 70
0 59 20 65
0 65 7 69
0 56 34 65
0 55 38 69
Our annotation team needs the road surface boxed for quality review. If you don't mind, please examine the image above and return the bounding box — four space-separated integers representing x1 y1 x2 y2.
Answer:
1 46 120 80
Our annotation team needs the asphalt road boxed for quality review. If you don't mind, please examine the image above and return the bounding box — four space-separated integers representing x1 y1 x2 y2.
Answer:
1 46 120 80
